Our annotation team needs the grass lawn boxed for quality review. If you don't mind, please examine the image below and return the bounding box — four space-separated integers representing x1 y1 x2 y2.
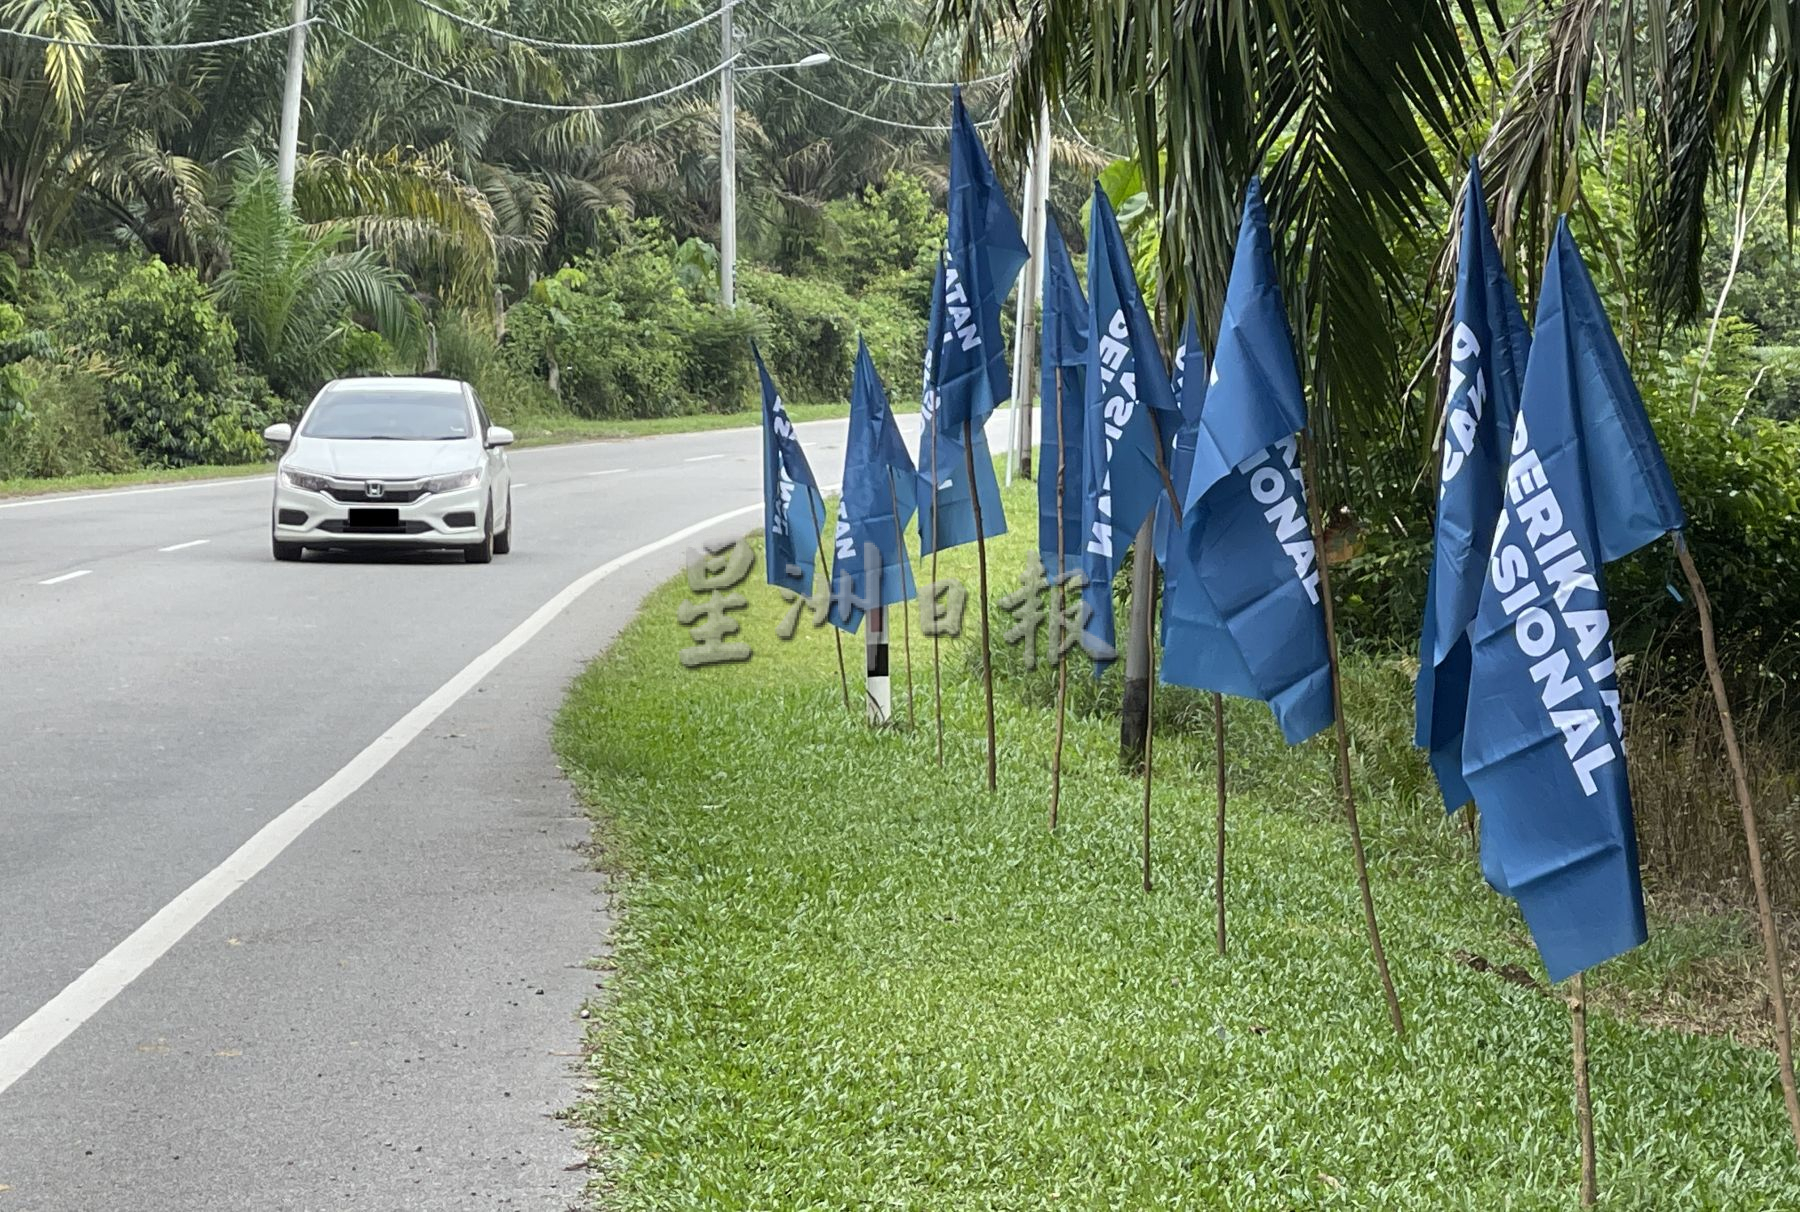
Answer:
555 477 1800 1209
0 399 878 499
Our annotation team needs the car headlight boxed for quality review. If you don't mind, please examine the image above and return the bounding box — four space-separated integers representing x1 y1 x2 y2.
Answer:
280 465 332 493
424 469 481 494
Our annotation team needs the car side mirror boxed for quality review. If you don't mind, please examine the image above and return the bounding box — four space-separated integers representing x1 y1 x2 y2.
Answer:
263 423 293 446
485 426 515 448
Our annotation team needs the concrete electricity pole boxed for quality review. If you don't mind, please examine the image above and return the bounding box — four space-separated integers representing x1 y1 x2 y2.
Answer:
276 0 308 206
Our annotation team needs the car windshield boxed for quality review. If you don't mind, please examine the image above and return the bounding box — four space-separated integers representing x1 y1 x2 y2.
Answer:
302 389 472 441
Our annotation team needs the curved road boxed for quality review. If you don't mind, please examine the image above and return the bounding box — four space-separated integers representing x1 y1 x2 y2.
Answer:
0 411 975 1210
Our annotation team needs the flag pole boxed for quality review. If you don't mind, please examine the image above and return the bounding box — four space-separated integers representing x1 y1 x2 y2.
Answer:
1570 973 1598 1206
1673 530 1800 1151
1140 413 1187 894
1301 431 1405 1040
964 417 999 793
930 424 945 766
809 494 851 713
1050 374 1069 832
887 470 917 731
1213 690 1228 954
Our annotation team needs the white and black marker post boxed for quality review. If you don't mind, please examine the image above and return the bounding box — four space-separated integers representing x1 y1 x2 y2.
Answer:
866 603 892 726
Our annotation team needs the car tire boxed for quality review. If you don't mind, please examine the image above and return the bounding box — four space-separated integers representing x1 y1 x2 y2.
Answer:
272 535 303 562
493 490 513 555
465 497 496 564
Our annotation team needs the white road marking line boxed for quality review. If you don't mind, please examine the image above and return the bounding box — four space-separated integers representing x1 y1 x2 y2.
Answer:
584 469 627 477
38 570 92 586
684 454 725 463
0 476 272 511
0 498 767 1098
511 483 529 490
158 539 210 553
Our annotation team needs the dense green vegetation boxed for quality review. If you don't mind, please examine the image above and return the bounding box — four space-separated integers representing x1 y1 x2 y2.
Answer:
0 1 974 481
557 478 1800 1208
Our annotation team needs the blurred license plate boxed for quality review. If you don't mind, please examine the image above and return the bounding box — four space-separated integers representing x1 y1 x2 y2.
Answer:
348 508 401 529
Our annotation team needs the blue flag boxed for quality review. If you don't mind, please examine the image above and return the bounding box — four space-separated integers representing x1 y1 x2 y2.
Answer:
1461 219 1686 983
1161 182 1334 745
1182 178 1308 513
935 89 1029 436
1079 184 1180 664
1037 215 1089 580
831 339 919 633
1154 314 1207 570
1416 160 1533 812
919 257 1008 556
757 346 826 598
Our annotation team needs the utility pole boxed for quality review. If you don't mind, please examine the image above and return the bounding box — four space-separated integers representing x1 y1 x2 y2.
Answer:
276 0 309 206
1006 101 1051 483
718 1 738 307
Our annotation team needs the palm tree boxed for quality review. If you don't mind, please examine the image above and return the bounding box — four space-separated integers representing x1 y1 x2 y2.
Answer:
212 164 421 395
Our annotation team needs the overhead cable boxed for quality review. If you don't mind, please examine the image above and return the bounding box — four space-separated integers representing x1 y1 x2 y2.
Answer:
0 16 318 52
327 21 735 113
406 0 730 53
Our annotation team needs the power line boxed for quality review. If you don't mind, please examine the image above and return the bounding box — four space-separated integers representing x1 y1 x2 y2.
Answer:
326 21 736 113
0 16 318 52
743 0 1006 89
406 0 730 54
780 77 994 132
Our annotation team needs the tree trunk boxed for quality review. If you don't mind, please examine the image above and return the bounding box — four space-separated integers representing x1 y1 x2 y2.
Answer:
1119 516 1157 768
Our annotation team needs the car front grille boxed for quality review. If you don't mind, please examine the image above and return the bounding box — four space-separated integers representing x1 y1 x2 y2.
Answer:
324 481 425 504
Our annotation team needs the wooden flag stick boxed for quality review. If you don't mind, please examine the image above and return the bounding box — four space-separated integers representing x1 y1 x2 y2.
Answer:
930 424 945 766
1674 531 1800 1152
886 470 917 731
1302 432 1405 1040
1051 374 1069 832
1141 584 1159 891
808 494 851 713
1214 690 1228 955
1570 973 1598 1207
964 417 998 793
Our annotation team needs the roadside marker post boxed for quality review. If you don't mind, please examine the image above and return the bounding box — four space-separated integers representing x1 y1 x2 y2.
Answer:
866 606 893 726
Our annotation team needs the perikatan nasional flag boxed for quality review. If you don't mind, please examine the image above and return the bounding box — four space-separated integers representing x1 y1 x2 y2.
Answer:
934 88 1029 436
831 338 919 633
757 344 826 597
918 256 1007 556
1038 214 1089 581
1416 159 1532 812
1161 179 1333 743
1461 219 1686 982
1079 183 1179 665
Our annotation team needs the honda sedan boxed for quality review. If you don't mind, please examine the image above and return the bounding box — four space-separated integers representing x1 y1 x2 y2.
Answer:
264 377 514 563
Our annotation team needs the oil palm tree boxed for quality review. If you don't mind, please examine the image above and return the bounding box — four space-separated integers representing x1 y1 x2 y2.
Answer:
212 163 421 395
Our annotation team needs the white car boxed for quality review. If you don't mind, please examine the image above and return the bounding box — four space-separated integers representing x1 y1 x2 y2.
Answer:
263 377 515 564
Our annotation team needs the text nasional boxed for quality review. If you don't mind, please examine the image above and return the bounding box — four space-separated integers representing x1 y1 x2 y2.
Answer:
1486 410 1623 796
1085 309 1137 560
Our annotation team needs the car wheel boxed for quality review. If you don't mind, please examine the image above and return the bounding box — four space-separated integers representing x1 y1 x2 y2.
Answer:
272 534 303 562
493 489 513 555
465 496 496 564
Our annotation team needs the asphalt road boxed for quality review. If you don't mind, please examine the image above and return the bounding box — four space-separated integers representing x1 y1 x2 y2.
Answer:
0 409 1008 1210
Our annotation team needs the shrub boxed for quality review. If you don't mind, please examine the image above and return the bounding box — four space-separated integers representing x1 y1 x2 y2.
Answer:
52 255 280 466
0 362 136 480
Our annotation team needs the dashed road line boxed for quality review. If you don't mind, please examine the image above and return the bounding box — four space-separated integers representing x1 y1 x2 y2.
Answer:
684 454 725 463
38 570 92 586
158 540 210 553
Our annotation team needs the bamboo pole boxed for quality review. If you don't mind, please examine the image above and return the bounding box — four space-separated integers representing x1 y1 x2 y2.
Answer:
930 423 944 766
1571 973 1598 1207
1141 584 1159 891
1214 690 1228 955
1301 432 1405 1040
1674 531 1800 1152
964 417 998 793
886 470 917 731
1051 372 1069 832
809 494 851 713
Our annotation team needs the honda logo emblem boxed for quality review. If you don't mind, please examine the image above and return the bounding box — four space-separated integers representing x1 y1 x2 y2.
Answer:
365 481 385 499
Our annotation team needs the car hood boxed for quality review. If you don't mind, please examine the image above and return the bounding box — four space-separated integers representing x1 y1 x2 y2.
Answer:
284 436 484 480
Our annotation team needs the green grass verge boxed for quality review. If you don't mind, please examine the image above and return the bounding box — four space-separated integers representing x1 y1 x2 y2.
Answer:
0 400 879 499
555 477 1799 1209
